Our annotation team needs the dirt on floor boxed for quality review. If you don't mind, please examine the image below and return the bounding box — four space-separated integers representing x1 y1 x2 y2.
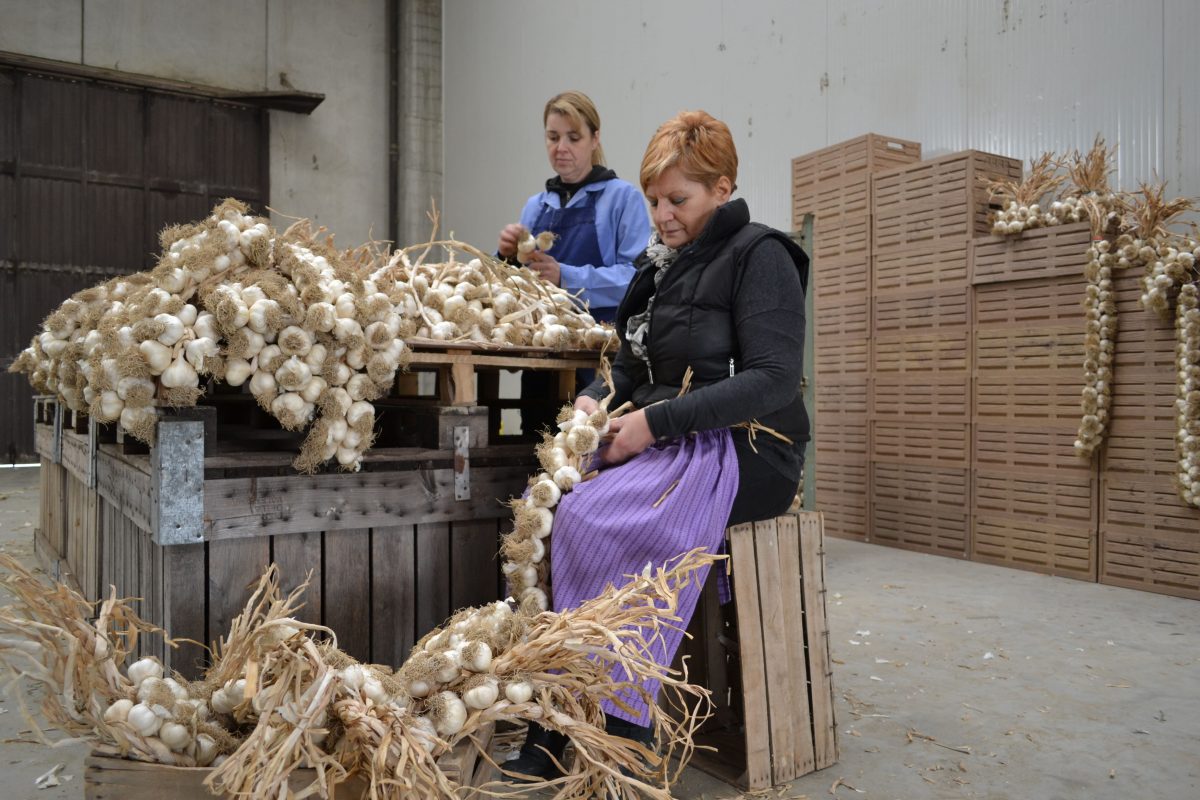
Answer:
1 465 1197 799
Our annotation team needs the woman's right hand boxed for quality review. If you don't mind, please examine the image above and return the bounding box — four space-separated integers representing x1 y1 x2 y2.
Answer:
573 395 599 415
497 223 527 258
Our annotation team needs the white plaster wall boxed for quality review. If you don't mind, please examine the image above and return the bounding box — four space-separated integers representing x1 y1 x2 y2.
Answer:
0 0 389 247
444 0 1200 251
265 0 389 245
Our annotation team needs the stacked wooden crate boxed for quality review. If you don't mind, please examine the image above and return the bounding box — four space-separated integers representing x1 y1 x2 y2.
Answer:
1100 269 1200 598
969 224 1099 579
792 134 921 541
868 151 1022 556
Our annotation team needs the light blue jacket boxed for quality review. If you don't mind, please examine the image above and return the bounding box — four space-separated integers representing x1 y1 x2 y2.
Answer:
517 178 651 319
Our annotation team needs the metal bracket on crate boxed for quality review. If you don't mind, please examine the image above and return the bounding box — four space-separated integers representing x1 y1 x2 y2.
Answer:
52 400 63 465
454 425 471 501
151 418 205 546
86 415 99 489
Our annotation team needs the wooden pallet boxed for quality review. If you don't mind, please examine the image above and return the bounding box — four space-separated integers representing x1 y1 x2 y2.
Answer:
402 338 600 405
677 512 837 790
84 724 497 799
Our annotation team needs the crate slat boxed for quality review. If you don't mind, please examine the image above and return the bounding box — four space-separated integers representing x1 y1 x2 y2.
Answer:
792 133 921 224
873 237 970 293
813 457 869 542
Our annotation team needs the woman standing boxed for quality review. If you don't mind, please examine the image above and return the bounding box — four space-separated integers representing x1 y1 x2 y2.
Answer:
497 91 651 324
505 110 810 781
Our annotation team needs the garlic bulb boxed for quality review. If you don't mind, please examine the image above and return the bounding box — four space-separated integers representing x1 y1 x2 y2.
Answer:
127 702 162 737
126 657 163 687
103 698 133 724
504 680 534 705
462 676 499 710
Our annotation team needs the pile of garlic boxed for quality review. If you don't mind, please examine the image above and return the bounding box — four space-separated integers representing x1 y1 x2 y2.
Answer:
10 202 617 473
380 248 613 350
1177 282 1200 508
991 199 1060 235
1074 240 1119 458
500 402 615 614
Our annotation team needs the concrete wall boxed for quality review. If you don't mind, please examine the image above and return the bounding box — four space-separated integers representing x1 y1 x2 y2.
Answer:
0 0 390 247
443 0 1200 250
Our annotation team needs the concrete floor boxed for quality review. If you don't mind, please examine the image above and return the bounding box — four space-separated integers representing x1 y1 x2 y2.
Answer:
1 465 1198 799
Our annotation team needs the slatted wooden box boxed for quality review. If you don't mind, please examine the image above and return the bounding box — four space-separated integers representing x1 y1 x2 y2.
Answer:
675 512 837 790
32 409 536 679
870 462 969 557
872 150 1022 254
969 225 1099 581
792 133 922 224
814 458 869 542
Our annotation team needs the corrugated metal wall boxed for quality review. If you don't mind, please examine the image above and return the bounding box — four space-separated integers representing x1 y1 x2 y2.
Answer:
0 66 268 462
443 0 1200 248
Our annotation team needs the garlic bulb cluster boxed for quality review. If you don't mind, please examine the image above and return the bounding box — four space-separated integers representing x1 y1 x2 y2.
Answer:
1177 282 1200 507
99 656 225 766
1074 240 1118 458
991 200 1060 235
1139 238 1200 319
515 229 556 264
500 403 613 614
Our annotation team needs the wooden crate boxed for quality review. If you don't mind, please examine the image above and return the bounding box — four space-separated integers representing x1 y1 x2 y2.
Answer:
813 334 870 383
873 236 970 294
970 469 1097 580
1104 367 1178 479
77 412 535 678
813 255 871 339
814 457 869 542
1111 271 1178 371
792 133 922 224
872 150 1022 253
871 421 970 468
814 412 868 464
870 462 969 556
1101 477 1200 599
813 212 870 260
873 283 970 333
814 378 868 420
871 333 969 377
677 512 837 790
872 374 969 423
84 723 497 798
970 223 1092 285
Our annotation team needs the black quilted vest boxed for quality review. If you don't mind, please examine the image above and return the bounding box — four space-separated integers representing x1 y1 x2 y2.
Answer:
616 199 811 442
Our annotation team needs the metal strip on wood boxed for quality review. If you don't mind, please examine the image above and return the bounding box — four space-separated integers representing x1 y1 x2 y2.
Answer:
151 419 204 546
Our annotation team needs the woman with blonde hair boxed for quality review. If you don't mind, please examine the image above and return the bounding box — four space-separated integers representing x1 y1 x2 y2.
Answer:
497 90 650 323
505 110 810 782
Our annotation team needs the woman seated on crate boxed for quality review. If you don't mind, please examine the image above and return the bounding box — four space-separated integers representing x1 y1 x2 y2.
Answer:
506 109 811 780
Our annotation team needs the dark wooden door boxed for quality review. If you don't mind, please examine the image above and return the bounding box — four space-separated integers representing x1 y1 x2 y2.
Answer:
0 66 268 462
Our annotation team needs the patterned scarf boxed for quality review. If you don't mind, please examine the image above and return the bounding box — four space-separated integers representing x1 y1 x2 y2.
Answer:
625 232 679 376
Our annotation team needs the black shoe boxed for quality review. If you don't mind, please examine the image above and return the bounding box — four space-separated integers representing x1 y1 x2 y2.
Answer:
504 721 568 783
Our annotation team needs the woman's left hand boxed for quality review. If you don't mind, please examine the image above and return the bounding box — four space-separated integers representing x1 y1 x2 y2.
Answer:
601 409 655 466
525 250 561 286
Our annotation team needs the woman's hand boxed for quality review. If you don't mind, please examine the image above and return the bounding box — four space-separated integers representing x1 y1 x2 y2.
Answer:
574 395 599 415
525 249 562 286
601 408 655 466
497 223 527 259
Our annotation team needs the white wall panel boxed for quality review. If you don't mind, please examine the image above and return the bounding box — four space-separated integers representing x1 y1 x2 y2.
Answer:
826 1 969 155
266 0 389 245
0 0 82 63
84 0 267 90
1164 0 1200 202
965 0 1163 192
